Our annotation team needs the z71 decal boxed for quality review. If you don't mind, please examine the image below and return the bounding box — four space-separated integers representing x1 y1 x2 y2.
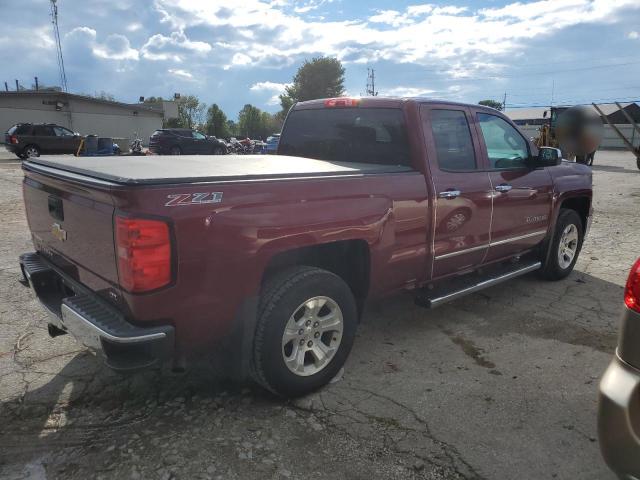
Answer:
165 192 223 207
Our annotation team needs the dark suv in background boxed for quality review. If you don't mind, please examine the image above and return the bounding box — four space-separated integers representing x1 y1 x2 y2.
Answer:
4 123 82 159
149 129 228 155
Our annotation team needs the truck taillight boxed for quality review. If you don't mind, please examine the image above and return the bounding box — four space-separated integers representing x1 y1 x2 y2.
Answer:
9 135 18 144
115 216 171 293
625 258 640 313
324 98 360 108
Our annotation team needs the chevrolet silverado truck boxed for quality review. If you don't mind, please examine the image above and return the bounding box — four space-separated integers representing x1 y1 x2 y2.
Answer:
19 97 592 397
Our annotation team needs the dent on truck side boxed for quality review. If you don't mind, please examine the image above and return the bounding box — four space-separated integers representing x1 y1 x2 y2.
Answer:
116 172 429 362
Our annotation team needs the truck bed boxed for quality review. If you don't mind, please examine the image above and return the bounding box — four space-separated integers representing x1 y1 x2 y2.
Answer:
23 154 413 185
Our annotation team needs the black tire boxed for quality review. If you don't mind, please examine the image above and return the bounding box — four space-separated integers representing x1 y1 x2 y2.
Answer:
22 144 40 158
169 146 181 155
252 266 357 398
213 146 225 155
586 151 595 166
539 209 583 280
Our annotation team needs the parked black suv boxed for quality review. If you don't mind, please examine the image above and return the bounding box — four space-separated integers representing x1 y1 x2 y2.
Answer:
149 129 228 155
4 123 82 159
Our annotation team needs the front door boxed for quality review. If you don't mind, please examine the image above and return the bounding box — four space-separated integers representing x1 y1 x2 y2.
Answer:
472 111 553 262
421 106 493 279
53 126 79 154
192 131 209 154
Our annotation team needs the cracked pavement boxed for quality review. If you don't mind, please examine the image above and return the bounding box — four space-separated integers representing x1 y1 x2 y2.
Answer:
1 149 638 479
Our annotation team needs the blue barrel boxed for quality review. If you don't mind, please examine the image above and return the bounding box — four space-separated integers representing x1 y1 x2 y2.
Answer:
97 137 113 152
84 135 98 154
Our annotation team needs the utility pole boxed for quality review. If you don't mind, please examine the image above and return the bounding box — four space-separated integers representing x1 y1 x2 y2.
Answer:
502 92 507 111
550 79 555 106
15 79 19 91
366 68 378 96
4 82 8 92
50 0 68 92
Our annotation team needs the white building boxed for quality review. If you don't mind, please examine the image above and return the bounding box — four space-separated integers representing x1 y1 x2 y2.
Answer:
0 91 178 145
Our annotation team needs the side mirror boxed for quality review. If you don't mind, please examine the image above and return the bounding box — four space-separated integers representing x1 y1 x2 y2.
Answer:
532 147 562 168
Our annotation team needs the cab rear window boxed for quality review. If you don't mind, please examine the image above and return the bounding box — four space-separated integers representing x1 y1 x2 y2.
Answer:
279 108 411 166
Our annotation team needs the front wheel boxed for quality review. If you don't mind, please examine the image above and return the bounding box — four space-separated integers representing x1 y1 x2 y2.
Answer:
252 266 357 398
539 209 584 280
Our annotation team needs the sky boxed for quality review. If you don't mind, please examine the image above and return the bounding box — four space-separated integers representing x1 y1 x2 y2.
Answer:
1 0 639 119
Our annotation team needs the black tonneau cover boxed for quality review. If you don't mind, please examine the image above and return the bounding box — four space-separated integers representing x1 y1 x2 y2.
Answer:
23 155 413 186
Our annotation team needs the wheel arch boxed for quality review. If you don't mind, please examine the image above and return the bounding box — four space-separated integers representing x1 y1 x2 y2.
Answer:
262 239 371 318
558 196 591 235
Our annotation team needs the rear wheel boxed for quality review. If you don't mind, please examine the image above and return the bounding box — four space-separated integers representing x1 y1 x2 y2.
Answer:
252 266 357 397
22 145 40 158
539 209 583 280
169 146 181 155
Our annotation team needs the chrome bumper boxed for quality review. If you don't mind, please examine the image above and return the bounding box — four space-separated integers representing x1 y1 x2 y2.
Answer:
20 252 174 371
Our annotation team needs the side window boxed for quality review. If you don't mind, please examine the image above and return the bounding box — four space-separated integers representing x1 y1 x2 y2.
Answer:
53 126 73 136
430 110 477 171
32 126 54 136
192 131 206 140
476 113 529 169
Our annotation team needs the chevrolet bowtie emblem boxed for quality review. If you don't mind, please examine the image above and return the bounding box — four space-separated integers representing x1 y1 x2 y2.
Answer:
51 223 67 242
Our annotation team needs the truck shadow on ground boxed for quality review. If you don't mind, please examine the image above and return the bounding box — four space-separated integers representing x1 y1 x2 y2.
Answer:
0 269 621 479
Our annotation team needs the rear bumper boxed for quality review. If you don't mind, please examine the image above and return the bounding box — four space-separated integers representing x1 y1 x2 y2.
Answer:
19 252 174 371
598 353 640 480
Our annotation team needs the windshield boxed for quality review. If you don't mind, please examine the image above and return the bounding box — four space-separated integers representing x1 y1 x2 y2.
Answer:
279 108 411 166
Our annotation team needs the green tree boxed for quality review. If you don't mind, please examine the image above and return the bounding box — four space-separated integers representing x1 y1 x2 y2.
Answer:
238 104 264 138
478 99 503 111
205 104 230 138
176 95 206 129
226 120 238 138
279 57 345 117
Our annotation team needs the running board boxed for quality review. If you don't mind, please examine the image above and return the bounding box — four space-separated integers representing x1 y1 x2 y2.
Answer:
415 261 541 309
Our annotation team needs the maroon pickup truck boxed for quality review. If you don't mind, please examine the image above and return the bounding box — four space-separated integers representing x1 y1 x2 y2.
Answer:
19 97 592 397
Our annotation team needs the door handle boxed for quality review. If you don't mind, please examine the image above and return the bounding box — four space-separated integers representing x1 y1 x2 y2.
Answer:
495 184 513 192
438 190 461 199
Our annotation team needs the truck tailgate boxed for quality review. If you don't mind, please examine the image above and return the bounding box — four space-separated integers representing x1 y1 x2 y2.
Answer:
23 169 119 291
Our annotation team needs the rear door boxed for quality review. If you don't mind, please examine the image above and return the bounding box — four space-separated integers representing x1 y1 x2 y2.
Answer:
32 125 59 153
421 105 492 279
471 110 553 262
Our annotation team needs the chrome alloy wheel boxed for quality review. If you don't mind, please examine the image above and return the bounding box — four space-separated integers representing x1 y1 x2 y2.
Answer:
281 296 343 377
558 224 579 269
24 146 39 158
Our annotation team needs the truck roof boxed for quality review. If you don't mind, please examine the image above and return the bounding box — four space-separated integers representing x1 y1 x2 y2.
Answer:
293 96 490 111
23 155 413 186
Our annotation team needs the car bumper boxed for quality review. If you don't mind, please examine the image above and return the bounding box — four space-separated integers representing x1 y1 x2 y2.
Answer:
19 252 174 371
598 353 640 480
4 143 20 154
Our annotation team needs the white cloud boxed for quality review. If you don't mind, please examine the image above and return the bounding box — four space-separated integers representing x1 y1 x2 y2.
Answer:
141 31 211 61
224 52 253 70
67 27 139 61
153 0 640 72
383 86 436 97
629 31 639 39
168 68 193 78
93 34 139 61
250 81 291 104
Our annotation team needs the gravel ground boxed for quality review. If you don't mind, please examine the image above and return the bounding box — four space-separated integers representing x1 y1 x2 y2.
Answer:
0 149 638 480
